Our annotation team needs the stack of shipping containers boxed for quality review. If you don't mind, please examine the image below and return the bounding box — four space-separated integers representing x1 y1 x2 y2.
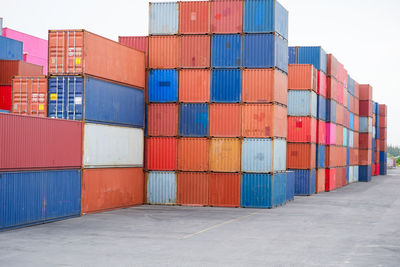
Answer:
358 84 373 181
47 30 146 214
372 102 380 176
379 104 387 175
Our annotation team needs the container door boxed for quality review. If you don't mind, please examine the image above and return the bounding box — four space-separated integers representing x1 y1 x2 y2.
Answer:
12 78 29 114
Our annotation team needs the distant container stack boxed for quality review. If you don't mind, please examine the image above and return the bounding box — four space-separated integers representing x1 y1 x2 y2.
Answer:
379 104 387 175
358 84 373 182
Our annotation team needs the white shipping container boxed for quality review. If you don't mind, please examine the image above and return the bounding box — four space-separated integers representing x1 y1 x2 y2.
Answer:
83 123 143 168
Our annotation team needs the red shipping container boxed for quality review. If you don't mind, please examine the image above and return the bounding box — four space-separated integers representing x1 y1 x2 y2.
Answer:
380 127 387 140
179 1 210 34
317 120 326 145
145 137 177 171
209 173 240 207
177 172 209 206
373 164 380 176
0 113 82 171
353 131 359 148
379 104 387 116
354 80 360 99
12 76 47 117
336 82 343 104
0 85 12 111
149 36 179 69
359 133 372 149
147 104 178 137
325 168 336 192
287 143 316 169
359 149 372 165
343 90 348 108
335 167 346 188
359 100 373 117
288 64 317 91
359 84 373 101
211 0 243 33
325 146 346 167
327 77 337 100
179 35 210 68
326 54 338 78
350 148 359 166
118 36 148 67
287 116 317 143
48 30 145 88
379 140 387 152
178 138 209 171
316 168 325 193
317 71 327 97
210 104 241 137
354 98 359 116
179 69 210 103
337 62 345 86
0 60 43 85
336 125 343 146
379 115 387 128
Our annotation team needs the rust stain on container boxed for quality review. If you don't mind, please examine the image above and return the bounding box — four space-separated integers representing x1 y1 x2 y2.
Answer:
149 36 179 69
178 138 209 171
179 69 210 102
209 138 241 172
288 64 317 91
147 103 178 137
12 76 47 117
209 104 241 137
209 173 240 207
177 172 209 206
287 143 316 169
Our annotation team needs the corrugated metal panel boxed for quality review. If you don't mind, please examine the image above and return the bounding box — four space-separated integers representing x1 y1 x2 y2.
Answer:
326 54 338 78
293 169 316 196
325 168 336 191
287 117 317 143
209 138 241 172
359 84 373 101
287 143 316 169
286 171 295 202
149 69 178 102
316 168 325 193
359 117 373 133
81 168 143 214
211 0 243 33
180 35 210 68
343 127 348 147
318 95 327 121
209 104 241 137
83 123 143 168
211 69 242 102
242 34 288 73
178 138 209 171
354 166 359 181
149 36 179 69
179 1 210 34
288 46 297 64
242 138 272 173
0 113 82 171
209 173 240 207
177 172 209 206
317 145 325 168
359 165 371 182
0 60 43 85
274 138 287 171
327 99 336 123
243 0 288 39
179 69 210 102
317 120 326 145
179 103 208 137
0 36 23 60
288 90 317 117
147 103 178 137
149 2 179 35
146 137 177 171
118 36 148 67
211 34 241 68
349 130 354 148
12 76 47 117
0 169 81 231
297 46 327 74
326 123 336 145
317 71 327 97
349 113 354 130
147 171 177 204
0 85 12 111
288 64 317 91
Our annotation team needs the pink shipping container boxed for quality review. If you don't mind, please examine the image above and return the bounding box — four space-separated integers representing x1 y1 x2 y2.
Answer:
211 0 243 33
326 123 336 145
336 82 343 104
2 28 48 74
0 113 82 171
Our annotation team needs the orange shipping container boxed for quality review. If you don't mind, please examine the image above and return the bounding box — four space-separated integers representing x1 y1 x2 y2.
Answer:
288 64 317 91
178 138 209 171
287 116 317 143
336 125 343 146
179 1 210 34
179 69 210 102
242 69 288 105
350 148 359 166
209 138 241 172
177 172 209 206
81 168 144 214
180 35 210 68
147 103 178 137
149 36 179 69
354 115 359 132
327 54 338 78
379 115 387 128
379 140 387 152
287 143 316 169
12 76 47 117
359 149 372 165
209 104 241 137
48 30 145 88
326 146 347 167
241 104 287 138
209 173 240 207
316 168 325 193
0 60 44 85
353 131 359 148
327 77 337 100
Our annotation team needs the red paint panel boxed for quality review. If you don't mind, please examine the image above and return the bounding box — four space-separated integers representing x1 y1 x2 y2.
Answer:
380 128 387 140
335 167 346 188
0 60 43 85
288 64 317 91
179 69 210 102
379 115 387 128
359 149 372 165
325 168 336 192
211 0 243 33
359 133 372 149
336 82 343 104
209 104 241 137
0 85 12 111
317 120 326 145
177 172 209 206
178 138 209 171
179 35 210 68
359 100 373 117
379 104 387 117
287 116 317 143
145 137 177 171
209 173 240 207
359 84 373 101
287 143 316 169
0 113 82 170
317 71 327 97
147 104 178 137
327 77 337 100
179 1 210 34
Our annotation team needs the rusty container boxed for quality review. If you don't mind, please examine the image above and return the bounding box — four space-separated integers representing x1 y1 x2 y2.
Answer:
287 143 316 169
209 138 241 172
209 104 241 137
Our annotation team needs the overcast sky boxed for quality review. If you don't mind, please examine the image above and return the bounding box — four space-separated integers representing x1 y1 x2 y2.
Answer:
2 0 399 145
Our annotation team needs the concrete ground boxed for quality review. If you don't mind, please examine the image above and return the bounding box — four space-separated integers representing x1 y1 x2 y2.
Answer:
1 169 400 267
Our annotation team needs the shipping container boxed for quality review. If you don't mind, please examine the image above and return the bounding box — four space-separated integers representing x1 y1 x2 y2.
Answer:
347 75 354 96
335 167 347 188
286 171 295 202
149 69 178 103
179 69 210 102
0 85 12 111
242 33 288 72
379 163 387 175
359 165 371 182
179 103 208 137
209 173 240 207
317 71 327 97
48 30 145 88
242 104 287 138
48 76 144 127
336 82 344 104
288 90 317 117
379 140 387 152
149 36 179 69
149 2 179 35
359 100 373 117
146 171 177 204
145 137 177 171
241 173 286 208
81 168 143 214
326 77 337 101
241 138 286 173
379 115 387 128
83 123 143 168
326 54 338 78
177 172 209 206
0 169 81 231
288 64 317 91
209 104 241 137
211 69 242 102
317 95 327 121
316 168 325 193
297 46 327 74
209 138 241 172
336 125 343 146
211 34 242 68
11 76 47 117
178 138 209 171
0 60 43 85
325 168 336 192
287 143 316 169
326 123 336 145
0 35 23 60
359 149 372 166
288 47 296 64
242 68 288 105
317 145 325 169
379 104 387 116
359 133 373 149
243 0 288 39
211 0 243 33
287 116 317 143
359 117 373 133
359 84 373 101
293 169 315 196
118 36 148 67
0 113 82 171
179 1 210 34
180 35 210 68
147 103 178 137
317 120 326 145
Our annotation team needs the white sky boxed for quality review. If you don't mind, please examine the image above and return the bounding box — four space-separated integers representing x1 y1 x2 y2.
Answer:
2 0 399 145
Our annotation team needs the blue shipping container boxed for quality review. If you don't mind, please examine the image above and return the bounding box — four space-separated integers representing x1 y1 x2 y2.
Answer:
241 173 286 208
48 76 144 127
379 163 387 175
297 46 327 74
326 99 337 123
147 172 177 204
0 169 81 231
293 169 316 196
288 46 297 64
243 0 289 40
317 145 325 169
211 69 242 102
286 171 295 202
349 113 354 130
317 95 327 121
149 2 178 35
0 36 23 60
288 90 317 117
380 152 387 163
211 34 242 68
359 117 372 133
347 148 350 165
149 69 178 103
346 166 350 184
347 75 354 96
179 104 208 137
242 34 288 73
359 165 372 182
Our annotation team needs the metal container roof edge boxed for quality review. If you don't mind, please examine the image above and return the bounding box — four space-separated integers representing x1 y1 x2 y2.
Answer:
0 111 82 124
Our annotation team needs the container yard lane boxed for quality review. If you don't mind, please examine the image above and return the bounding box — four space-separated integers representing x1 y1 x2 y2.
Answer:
1 170 400 266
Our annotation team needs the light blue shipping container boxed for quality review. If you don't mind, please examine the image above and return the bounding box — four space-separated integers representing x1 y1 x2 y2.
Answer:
349 130 354 148
343 128 348 147
0 36 23 60
147 172 176 205
211 69 242 102
354 166 359 182
347 75 354 96
297 46 327 74
243 0 289 40
149 2 178 35
148 69 178 103
242 34 288 73
288 46 297 64
288 90 317 117
326 99 337 123
317 95 327 121
211 34 242 68
348 166 354 183
293 169 316 196
179 104 208 137
0 169 81 231
359 117 373 133
274 138 286 171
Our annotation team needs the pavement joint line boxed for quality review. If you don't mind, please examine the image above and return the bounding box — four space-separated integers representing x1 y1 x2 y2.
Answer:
181 211 262 240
